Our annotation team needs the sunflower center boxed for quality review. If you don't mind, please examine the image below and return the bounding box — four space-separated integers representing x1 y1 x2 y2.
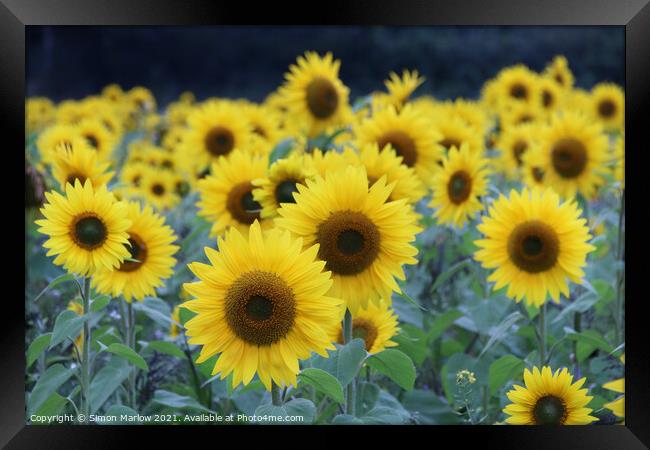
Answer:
337 317 379 352
205 126 235 157
226 181 261 225
317 210 380 275
510 83 528 100
85 134 99 149
161 159 174 170
152 183 165 197
66 173 87 186
551 138 587 178
440 138 461 151
72 214 107 250
275 179 299 204
306 77 339 119
532 167 545 182
598 99 616 118
513 140 528 166
225 270 296 346
533 395 567 425
542 90 553 108
508 220 560 273
118 233 148 272
377 131 417 168
253 126 267 138
447 170 472 204
554 74 564 85
132 175 141 187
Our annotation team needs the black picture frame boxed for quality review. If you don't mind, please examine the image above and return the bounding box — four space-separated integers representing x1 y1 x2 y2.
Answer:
6 0 648 447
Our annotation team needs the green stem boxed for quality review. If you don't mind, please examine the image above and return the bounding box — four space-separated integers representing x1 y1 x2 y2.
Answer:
538 303 546 367
342 309 356 416
573 312 582 378
81 277 92 423
271 382 283 406
127 300 137 409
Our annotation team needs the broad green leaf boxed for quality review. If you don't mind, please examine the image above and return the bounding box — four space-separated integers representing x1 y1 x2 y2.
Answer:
152 389 215 413
567 330 613 362
284 398 316 424
361 406 407 424
393 324 428 366
49 310 91 349
106 343 148 371
32 274 76 302
332 414 363 424
402 389 463 425
89 358 132 413
430 258 472 294
180 218 211 251
34 392 68 417
145 340 185 358
28 364 75 415
552 292 598 324
335 339 367 387
268 138 294 163
90 295 111 312
427 309 462 342
102 405 141 424
298 368 344 404
132 297 173 327
488 355 525 395
479 311 523 357
27 333 51 369
366 349 416 391
254 404 288 424
355 381 380 415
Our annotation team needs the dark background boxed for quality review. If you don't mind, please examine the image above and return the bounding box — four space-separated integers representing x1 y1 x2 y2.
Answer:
27 26 624 108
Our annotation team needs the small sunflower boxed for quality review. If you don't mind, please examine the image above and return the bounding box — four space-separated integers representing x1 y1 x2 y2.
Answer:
503 366 596 425
429 143 490 228
36 124 83 164
128 86 157 113
494 65 540 107
355 104 443 183
275 165 421 312
196 149 269 237
474 188 594 307
102 84 125 103
50 139 114 190
537 76 563 115
252 153 316 219
383 70 425 109
241 103 282 147
332 300 399 354
300 148 349 178
544 55 575 91
92 201 179 302
35 179 132 277
496 123 539 177
26 97 56 133
279 51 351 137
139 166 180 211
76 118 117 161
431 114 485 158
590 83 624 132
538 111 609 198
182 221 342 390
521 148 548 190
499 102 544 131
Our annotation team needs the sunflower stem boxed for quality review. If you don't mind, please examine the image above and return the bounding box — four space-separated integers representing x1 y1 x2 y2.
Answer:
573 311 582 378
538 303 547 366
271 382 283 406
342 309 357 416
126 300 137 410
80 276 92 423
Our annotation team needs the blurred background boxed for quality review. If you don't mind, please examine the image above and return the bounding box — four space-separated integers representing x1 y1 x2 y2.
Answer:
26 26 624 106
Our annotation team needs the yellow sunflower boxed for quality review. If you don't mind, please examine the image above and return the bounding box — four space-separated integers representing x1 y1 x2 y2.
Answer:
344 143 427 204
50 139 114 190
429 143 490 228
537 76 564 115
521 148 548 190
241 103 282 147
35 179 132 277
538 111 609 199
474 188 594 307
430 114 485 158
496 122 540 177
92 201 179 302
139 166 180 211
279 51 351 137
128 86 157 113
252 153 316 219
182 221 342 390
494 65 540 107
297 147 349 178
355 104 443 183
590 83 624 132
76 118 117 162
183 102 253 171
383 69 425 109
26 97 56 134
169 305 181 339
102 84 125 103
499 102 545 131
603 354 625 420
196 149 269 238
503 366 596 425
36 124 83 165
275 165 421 312
331 299 399 354
544 55 575 91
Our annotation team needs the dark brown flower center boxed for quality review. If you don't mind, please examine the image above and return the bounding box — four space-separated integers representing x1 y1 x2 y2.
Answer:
151 183 165 197
71 213 107 250
226 181 261 225
118 233 148 272
551 138 587 178
542 90 553 108
533 395 567 425
205 126 235 157
554 74 564 85
513 140 528 166
440 138 462 151
447 170 473 204
306 77 339 119
84 134 99 149
253 125 267 138
316 210 380 275
532 167 545 183
224 270 296 345
508 220 559 273
510 83 528 100
66 173 87 187
377 131 417 168
337 317 378 352
275 179 300 205
598 99 616 118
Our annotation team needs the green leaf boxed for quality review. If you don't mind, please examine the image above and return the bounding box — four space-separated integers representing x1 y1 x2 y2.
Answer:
394 325 428 366
49 310 91 349
254 404 288 424
180 218 211 251
268 138 294 163
298 368 344 404
145 340 185 358
152 389 215 413
552 292 598 324
402 389 462 424
366 349 416 391
27 364 75 415
102 405 141 424
355 381 380 415
27 333 52 369
89 358 132 413
132 297 173 327
361 406 408 424
331 414 364 424
567 330 613 362
106 343 148 371
430 258 472 294
90 295 111 312
479 311 524 357
284 398 316 424
335 339 367 387
396 290 426 310
488 355 525 395
32 274 76 302
427 309 462 342
34 392 68 417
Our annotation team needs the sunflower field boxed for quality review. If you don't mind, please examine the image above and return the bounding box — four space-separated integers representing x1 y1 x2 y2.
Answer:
25 51 625 426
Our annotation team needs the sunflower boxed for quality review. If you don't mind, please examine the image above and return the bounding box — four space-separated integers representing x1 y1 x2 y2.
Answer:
383 70 425 109
499 102 544 131
36 124 83 164
521 148 548 190
538 111 609 199
495 122 539 177
345 143 427 204
332 299 399 354
26 97 56 134
92 201 179 302
197 149 269 238
182 221 342 390
537 76 563 115
102 84 125 103
494 65 540 107
128 86 157 113
474 188 594 307
55 100 89 125
355 104 443 183
35 179 132 277
544 55 575 91
430 114 485 158
76 118 117 162
241 103 282 147
275 165 421 312
590 83 624 132
169 305 181 339
429 143 490 228
252 153 316 219
139 166 180 211
503 366 596 425
50 138 114 190
298 147 349 177
279 51 351 137
603 354 625 420
446 98 490 136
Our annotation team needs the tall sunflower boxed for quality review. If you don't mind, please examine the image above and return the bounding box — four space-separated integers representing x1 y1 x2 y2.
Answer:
35 179 132 276
197 149 269 237
275 165 421 312
503 366 596 425
332 299 399 354
182 221 342 390
474 188 594 307
92 201 179 302
279 51 351 137
590 83 624 132
429 143 490 228
538 111 609 199
50 139 114 190
355 104 443 183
